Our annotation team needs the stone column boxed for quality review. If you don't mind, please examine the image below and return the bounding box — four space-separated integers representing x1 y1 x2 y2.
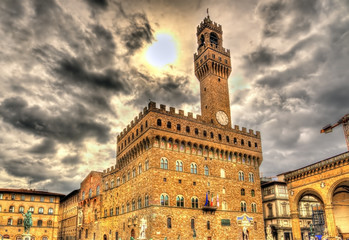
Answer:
324 204 337 237
290 211 302 240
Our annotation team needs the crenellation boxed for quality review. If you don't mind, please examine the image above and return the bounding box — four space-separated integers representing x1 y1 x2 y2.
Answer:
160 104 166 111
148 101 156 109
242 127 247 133
188 112 193 118
179 110 184 116
169 107 175 114
249 129 254 135
235 125 240 131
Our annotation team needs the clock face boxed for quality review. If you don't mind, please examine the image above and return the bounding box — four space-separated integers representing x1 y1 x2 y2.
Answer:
216 111 229 126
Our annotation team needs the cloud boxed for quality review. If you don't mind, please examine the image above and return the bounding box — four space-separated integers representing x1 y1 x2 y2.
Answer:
84 0 108 9
28 139 57 155
61 155 82 165
0 97 110 144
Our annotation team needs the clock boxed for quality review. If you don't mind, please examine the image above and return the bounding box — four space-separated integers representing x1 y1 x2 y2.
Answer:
216 111 229 126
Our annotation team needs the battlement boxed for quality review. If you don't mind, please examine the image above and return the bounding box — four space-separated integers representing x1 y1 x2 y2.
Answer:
194 45 230 60
197 17 222 36
103 164 118 176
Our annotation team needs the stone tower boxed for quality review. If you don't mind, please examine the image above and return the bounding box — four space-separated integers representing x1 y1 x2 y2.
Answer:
194 16 232 128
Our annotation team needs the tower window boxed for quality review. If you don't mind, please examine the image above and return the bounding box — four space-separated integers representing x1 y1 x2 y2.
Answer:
225 59 228 64
219 57 222 61
218 134 222 141
241 139 244 145
200 59 203 64
218 78 221 82
199 34 205 47
203 131 207 137
167 121 171 129
212 54 215 59
210 32 218 46
204 55 207 60
255 142 258 148
195 128 199 135
145 121 148 128
141 125 143 132
186 126 190 133
248 141 251 147
157 119 162 126
234 138 237 144
177 124 181 131
205 106 208 109
226 136 230 142
210 132 214 138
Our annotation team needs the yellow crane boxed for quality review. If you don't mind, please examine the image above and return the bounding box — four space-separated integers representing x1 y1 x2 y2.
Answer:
321 114 349 151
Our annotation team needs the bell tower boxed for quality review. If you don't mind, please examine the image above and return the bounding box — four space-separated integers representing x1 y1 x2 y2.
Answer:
194 16 232 128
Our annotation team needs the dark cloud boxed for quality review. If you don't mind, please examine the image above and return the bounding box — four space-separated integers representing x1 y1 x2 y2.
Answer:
84 0 108 9
0 97 110 144
129 73 199 108
61 155 81 165
28 139 57 155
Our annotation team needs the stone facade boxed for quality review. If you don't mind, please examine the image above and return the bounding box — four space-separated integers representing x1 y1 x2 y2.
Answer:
58 190 79 240
0 189 64 240
280 152 349 240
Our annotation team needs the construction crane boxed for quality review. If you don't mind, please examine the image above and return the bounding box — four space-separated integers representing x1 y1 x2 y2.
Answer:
321 114 349 151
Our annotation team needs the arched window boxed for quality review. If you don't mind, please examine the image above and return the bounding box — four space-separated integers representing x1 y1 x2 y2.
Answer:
29 207 34 213
186 126 190 133
138 164 142 174
127 171 131 180
204 166 209 176
105 182 109 190
132 168 136 178
268 203 273 217
251 203 257 213
145 195 149 207
210 132 214 138
199 34 205 47
94 209 98 220
48 208 53 215
132 199 136 211
203 130 207 137
7 218 13 225
145 160 149 171
37 220 43 227
218 134 222 141
121 205 125 214
248 141 251 147
222 201 227 210
160 194 169 206
207 221 210 230
241 188 245 196
47 220 53 226
111 180 114 188
96 185 100 195
226 136 230 142
89 188 92 198
17 218 23 226
210 32 218 45
234 138 237 144
126 202 130 212
249 173 254 182
138 197 142 209
195 128 199 135
191 218 195 229
241 139 244 145
145 121 148 128
222 187 226 194
220 169 226 178
9 206 14 212
42 237 48 240
176 195 184 207
191 197 198 208
19 206 24 213
251 189 255 197
238 171 245 181
240 201 247 212
38 207 44 214
177 124 181 131
190 163 197 174
160 157 168 169
176 160 183 172
255 142 258 148
167 121 171 128
157 119 162 126
122 174 126 184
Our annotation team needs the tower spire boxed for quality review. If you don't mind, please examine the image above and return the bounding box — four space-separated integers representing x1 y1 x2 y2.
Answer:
207 8 210 19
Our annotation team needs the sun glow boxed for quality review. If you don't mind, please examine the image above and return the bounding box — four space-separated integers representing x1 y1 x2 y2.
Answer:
145 32 177 68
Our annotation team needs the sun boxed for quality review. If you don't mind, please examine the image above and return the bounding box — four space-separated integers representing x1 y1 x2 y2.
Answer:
145 32 177 68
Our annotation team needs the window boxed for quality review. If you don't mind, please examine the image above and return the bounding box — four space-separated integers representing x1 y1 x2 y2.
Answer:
21 195 25 201
167 217 172 228
82 192 85 200
8 218 13 225
17 218 23 226
127 171 130 181
160 194 169 206
111 180 114 188
145 121 148 128
145 160 149 171
176 161 183 172
0 194 2 199
145 195 149 207
195 128 199 135
94 209 98 220
110 208 114 216
190 163 197 174
218 134 222 141
203 130 207 137
222 201 228 210
207 221 210 230
220 169 226 178
226 136 230 142
38 220 43 227
210 132 214 138
105 182 109 190
96 186 100 195
127 202 130 212
50 197 54 203
85 229 88 239
191 218 195 229
47 220 52 226
241 139 244 145
186 126 190 133
267 203 273 217
18 206 24 213
249 173 254 182
138 164 142 174
248 141 251 147
40 196 44 202
138 197 142 209
167 121 171 128
132 168 136 178
160 157 168 169
204 166 209 176
241 201 247 212
157 119 162 126
177 124 181 131
252 203 257 213
241 188 245 196
121 205 125 214
89 188 92 198
222 187 226 194
255 142 258 148
29 207 34 213
116 207 119 216
9 206 14 213
176 195 184 207
234 138 237 144
122 175 126 184
48 208 53 215
104 209 107 217
132 199 136 211
11 194 16 200
238 171 245 181
39 207 44 214
191 197 198 208
251 190 255 197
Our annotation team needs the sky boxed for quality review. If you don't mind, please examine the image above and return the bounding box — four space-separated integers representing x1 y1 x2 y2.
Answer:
0 0 348 194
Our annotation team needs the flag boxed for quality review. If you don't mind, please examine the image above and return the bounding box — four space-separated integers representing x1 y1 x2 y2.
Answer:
211 193 214 206
217 194 219 207
205 192 209 206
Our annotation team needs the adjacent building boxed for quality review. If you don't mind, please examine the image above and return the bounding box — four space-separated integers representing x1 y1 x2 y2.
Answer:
0 189 64 240
58 190 79 240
